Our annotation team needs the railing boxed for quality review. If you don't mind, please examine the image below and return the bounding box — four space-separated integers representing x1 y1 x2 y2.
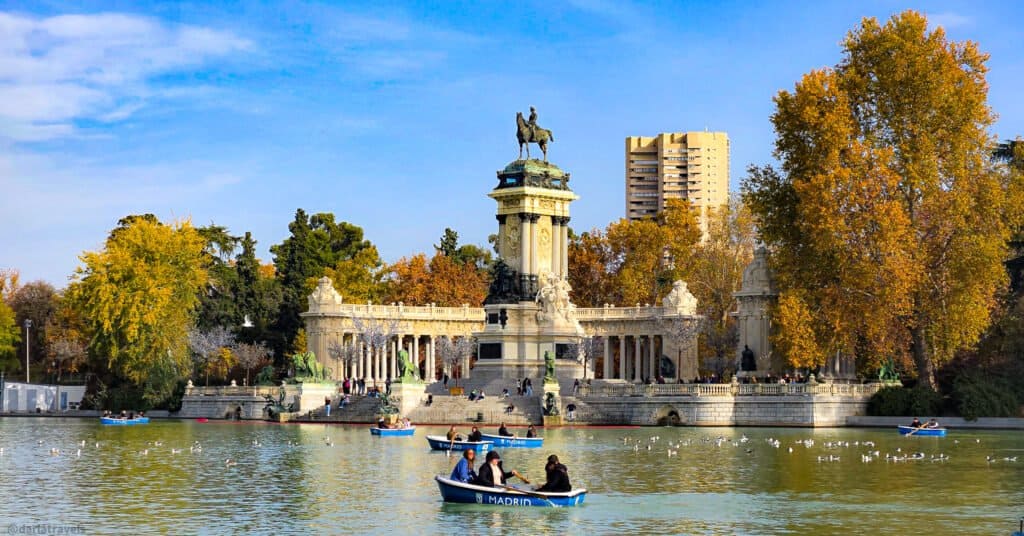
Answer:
305 302 697 324
580 382 885 398
185 386 281 397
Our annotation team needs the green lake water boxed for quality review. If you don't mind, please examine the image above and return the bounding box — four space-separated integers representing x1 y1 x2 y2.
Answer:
0 418 1020 535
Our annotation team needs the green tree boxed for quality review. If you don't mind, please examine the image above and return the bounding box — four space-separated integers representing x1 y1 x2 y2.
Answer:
744 11 1013 387
195 224 242 331
271 210 373 354
234 232 282 347
67 216 208 405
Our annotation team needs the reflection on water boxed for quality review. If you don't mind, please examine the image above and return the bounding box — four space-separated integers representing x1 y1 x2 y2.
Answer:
0 418 1020 534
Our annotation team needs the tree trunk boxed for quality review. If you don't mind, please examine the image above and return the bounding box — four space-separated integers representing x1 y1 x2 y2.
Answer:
911 324 936 390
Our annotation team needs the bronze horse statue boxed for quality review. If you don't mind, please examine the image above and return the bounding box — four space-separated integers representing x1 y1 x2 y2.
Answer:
516 112 554 162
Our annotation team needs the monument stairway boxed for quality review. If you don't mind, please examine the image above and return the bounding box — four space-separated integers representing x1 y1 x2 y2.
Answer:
407 393 542 426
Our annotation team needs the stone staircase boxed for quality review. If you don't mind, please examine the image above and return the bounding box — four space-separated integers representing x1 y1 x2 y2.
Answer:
407 394 541 425
290 389 543 425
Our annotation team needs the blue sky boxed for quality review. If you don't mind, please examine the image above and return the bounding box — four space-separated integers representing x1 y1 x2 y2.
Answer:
2 1 1022 287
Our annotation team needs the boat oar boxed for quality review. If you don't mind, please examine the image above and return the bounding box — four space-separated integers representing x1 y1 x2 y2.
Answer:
906 426 922 436
500 485 558 508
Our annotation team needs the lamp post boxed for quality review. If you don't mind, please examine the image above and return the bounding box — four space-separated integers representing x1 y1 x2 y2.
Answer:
23 318 32 383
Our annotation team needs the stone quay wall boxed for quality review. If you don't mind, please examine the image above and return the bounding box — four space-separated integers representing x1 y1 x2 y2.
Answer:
572 394 871 427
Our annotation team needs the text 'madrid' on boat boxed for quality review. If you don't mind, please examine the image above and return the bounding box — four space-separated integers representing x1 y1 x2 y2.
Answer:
479 433 544 448
100 416 150 425
897 425 947 437
435 476 586 507
426 435 493 452
370 426 416 437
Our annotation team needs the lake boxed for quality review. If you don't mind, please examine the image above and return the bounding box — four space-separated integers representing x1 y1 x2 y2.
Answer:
0 418 1020 535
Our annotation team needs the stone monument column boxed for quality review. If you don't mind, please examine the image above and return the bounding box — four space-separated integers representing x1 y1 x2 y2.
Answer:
560 216 570 279
528 214 540 278
603 337 611 379
630 338 638 383
550 216 561 278
619 336 626 379
496 215 507 257
519 213 531 293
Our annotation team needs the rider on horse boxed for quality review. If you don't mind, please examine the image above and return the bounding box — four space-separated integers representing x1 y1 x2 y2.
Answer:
528 106 539 139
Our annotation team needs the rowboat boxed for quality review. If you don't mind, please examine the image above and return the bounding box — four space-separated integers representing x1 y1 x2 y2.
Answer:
479 433 544 448
897 425 947 437
100 417 150 425
370 426 416 437
435 476 586 507
426 435 493 452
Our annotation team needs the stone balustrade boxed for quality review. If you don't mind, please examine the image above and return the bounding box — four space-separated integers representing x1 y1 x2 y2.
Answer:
185 385 283 397
580 381 884 398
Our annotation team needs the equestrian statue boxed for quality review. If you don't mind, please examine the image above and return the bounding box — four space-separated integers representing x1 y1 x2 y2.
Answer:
516 106 555 162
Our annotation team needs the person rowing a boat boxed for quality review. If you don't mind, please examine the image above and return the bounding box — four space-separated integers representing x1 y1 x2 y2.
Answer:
446 425 463 442
526 425 537 438
475 451 529 488
909 417 922 428
450 449 477 483
468 426 483 442
535 454 572 492
925 418 940 429
498 423 513 437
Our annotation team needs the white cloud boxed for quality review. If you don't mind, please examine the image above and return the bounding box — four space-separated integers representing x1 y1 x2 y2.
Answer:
928 12 973 30
0 11 251 141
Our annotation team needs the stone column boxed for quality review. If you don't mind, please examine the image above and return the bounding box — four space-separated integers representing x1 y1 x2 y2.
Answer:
619 336 626 380
519 213 531 276
427 335 434 382
496 215 507 259
560 216 570 278
648 336 657 379
392 336 400 380
550 216 560 277
413 335 420 378
634 336 642 383
598 338 606 379
356 340 363 379
529 214 540 276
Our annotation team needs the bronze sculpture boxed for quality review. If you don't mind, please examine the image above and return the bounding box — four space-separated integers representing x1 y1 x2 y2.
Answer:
516 107 554 162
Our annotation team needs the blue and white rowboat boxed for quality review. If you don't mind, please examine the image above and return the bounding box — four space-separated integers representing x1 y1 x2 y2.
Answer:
897 425 947 437
426 435 493 452
479 433 544 448
100 417 149 425
370 426 416 437
435 476 586 507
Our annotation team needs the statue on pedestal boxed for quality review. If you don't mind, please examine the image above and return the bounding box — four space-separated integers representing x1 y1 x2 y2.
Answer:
544 350 557 384
516 106 555 162
396 349 420 383
741 345 757 372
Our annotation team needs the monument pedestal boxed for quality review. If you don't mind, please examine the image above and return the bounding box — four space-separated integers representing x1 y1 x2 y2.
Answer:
390 382 427 416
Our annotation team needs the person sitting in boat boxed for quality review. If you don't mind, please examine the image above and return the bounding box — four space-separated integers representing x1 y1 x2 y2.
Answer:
535 454 572 492
926 418 940 428
526 425 537 438
378 417 391 430
498 423 513 437
910 417 922 428
475 451 529 488
468 426 483 442
450 449 477 483
446 425 463 442
120 410 127 419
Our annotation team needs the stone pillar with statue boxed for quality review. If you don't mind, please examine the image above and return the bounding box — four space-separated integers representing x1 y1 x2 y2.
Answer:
732 247 777 378
474 106 584 386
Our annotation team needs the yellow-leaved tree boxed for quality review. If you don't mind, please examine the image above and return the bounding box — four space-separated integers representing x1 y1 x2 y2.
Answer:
744 11 1016 387
67 215 208 405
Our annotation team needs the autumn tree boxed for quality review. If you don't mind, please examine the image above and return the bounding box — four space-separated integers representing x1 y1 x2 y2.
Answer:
322 245 386 303
567 229 615 307
383 252 488 306
9 280 59 376
689 198 757 361
0 299 19 373
67 216 208 405
743 11 1016 387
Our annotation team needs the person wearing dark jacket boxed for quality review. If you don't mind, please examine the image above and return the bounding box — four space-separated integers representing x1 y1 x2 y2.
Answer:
467 426 483 442
475 451 528 487
497 423 513 437
535 454 572 492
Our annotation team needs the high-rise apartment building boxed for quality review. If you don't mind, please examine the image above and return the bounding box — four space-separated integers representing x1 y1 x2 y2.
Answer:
625 131 730 227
